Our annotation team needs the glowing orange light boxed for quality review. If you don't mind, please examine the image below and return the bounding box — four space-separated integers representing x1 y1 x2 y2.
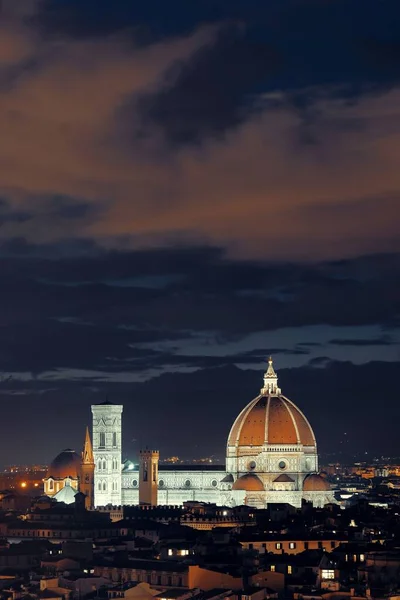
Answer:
34 483 39 487
20 482 27 488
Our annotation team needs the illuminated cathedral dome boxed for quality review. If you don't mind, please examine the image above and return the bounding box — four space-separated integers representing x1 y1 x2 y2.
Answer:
232 473 264 491
227 358 316 449
303 473 331 492
47 449 81 480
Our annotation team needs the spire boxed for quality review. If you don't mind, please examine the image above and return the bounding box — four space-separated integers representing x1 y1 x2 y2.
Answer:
82 427 94 465
261 356 281 395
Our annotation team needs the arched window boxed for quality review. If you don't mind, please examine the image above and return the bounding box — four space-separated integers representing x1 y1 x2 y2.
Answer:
102 460 106 470
99 432 106 448
112 432 117 447
98 482 101 491
102 481 107 491
48 479 54 491
98 460 102 471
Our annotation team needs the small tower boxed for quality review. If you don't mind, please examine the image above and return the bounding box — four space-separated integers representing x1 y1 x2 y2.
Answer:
80 427 95 509
91 401 123 507
139 449 159 506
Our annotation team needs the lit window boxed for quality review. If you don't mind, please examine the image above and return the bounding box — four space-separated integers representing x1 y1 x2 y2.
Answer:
168 549 173 556
360 554 365 562
270 565 276 572
275 543 282 550
288 565 292 575
321 569 335 580
289 542 296 549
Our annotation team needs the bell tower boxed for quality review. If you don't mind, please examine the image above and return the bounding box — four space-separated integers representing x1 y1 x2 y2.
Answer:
80 427 95 509
91 401 123 507
139 449 159 506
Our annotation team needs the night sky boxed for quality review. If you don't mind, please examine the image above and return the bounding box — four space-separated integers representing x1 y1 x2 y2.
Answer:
0 0 399 467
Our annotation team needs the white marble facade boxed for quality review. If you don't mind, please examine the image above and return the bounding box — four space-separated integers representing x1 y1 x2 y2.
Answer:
121 466 226 506
119 467 332 508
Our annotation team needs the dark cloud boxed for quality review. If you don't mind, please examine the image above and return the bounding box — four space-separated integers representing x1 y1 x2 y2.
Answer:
120 345 310 372
134 24 280 144
2 2 400 261
0 199 32 225
0 196 102 242
307 357 333 369
42 195 101 220
0 244 398 375
329 335 395 347
234 347 310 359
117 0 400 145
33 0 197 42
34 1 400 147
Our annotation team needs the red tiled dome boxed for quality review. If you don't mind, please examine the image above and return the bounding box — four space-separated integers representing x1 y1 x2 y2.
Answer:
303 474 331 492
228 358 316 450
47 449 81 480
228 394 316 448
232 473 264 491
